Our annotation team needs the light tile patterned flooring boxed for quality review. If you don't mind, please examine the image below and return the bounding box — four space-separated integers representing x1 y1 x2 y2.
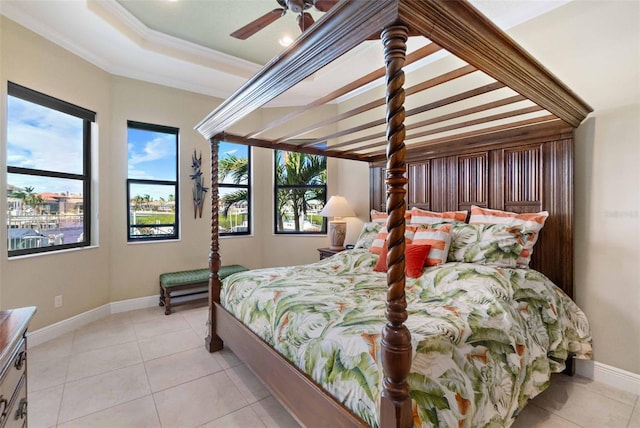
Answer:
28 305 639 428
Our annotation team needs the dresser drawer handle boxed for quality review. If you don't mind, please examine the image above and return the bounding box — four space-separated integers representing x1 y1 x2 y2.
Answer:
13 351 26 371
15 398 27 420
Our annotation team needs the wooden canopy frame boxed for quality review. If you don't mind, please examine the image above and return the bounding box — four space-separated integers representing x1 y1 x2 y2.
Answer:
196 1 592 427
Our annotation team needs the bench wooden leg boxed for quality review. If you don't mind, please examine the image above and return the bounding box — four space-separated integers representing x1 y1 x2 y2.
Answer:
159 285 166 307
164 289 172 315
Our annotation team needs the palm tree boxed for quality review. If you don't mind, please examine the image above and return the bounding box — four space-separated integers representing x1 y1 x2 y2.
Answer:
22 186 44 213
219 154 248 216
143 194 152 210
132 195 144 210
275 151 326 231
219 154 248 184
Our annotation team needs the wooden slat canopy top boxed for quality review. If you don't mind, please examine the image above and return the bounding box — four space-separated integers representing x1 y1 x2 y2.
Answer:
195 0 592 160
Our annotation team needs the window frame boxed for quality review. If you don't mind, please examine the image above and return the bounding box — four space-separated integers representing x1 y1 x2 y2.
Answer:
218 142 251 237
7 82 94 257
273 150 327 235
126 121 179 242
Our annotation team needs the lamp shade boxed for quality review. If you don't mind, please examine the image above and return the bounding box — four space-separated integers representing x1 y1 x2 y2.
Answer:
319 195 355 218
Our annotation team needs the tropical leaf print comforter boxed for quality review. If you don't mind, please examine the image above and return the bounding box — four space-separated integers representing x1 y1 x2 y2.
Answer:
221 249 592 427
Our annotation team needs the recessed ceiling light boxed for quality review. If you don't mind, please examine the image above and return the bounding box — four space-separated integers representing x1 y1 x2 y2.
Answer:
278 35 294 47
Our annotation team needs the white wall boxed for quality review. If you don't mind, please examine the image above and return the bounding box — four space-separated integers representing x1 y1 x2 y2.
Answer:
108 76 262 302
337 159 369 246
0 17 112 329
510 1 640 374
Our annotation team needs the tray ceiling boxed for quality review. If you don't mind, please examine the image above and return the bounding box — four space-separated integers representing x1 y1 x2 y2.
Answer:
1 0 569 106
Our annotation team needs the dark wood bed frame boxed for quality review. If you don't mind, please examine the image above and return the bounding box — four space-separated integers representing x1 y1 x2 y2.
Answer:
196 1 592 427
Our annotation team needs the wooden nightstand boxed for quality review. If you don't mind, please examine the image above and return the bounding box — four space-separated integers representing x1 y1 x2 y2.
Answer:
318 247 344 260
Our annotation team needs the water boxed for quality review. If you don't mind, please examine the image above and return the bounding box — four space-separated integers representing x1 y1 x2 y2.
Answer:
23 222 84 246
8 220 85 251
50 223 84 244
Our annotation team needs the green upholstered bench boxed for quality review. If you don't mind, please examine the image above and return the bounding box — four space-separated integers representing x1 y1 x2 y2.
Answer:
159 265 248 315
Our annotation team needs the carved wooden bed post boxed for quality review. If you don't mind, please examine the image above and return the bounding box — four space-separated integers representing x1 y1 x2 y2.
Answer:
379 24 412 428
206 137 223 352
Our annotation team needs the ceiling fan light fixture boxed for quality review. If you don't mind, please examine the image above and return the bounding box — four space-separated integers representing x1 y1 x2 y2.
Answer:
286 0 307 14
279 35 294 47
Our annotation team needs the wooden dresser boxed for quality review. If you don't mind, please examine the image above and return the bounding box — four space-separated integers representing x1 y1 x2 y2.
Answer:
0 307 36 428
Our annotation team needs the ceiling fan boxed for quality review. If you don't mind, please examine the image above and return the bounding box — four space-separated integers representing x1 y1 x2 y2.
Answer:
230 0 339 40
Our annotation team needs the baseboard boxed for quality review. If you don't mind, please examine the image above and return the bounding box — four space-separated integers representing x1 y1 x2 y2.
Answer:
27 295 158 348
27 304 111 348
110 295 159 313
575 359 640 396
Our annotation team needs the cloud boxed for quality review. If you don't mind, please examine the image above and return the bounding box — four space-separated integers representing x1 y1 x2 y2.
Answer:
7 96 84 174
128 135 173 165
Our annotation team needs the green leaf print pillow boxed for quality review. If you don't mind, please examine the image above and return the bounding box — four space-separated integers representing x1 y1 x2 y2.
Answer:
353 222 383 249
448 223 530 267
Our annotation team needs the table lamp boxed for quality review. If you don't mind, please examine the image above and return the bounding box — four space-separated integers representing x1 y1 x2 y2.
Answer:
320 195 356 250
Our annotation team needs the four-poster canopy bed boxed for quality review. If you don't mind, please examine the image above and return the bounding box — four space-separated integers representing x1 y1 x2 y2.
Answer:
195 1 593 426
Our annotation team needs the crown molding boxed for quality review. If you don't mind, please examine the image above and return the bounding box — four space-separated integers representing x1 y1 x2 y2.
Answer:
0 1 115 73
0 0 263 100
87 0 261 79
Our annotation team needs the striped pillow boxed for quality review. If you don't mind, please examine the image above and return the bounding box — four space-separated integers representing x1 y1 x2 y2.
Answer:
412 224 452 266
468 205 548 267
369 225 418 255
370 209 412 224
410 207 468 225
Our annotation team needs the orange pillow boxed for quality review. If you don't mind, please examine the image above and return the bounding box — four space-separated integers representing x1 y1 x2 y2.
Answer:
374 242 432 278
373 242 389 272
406 244 432 277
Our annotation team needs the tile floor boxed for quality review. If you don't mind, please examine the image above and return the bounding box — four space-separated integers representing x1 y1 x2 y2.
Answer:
28 304 639 428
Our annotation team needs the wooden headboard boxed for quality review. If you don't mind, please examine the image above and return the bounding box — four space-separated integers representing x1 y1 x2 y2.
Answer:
369 121 575 298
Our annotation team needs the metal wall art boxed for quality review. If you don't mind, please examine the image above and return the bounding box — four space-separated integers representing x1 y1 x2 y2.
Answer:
190 150 208 218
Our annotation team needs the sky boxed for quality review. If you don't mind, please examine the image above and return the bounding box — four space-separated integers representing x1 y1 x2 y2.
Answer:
219 141 238 160
127 127 177 181
7 94 249 202
7 95 84 195
127 126 178 201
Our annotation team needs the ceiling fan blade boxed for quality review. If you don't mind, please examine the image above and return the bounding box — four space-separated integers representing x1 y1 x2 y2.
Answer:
230 8 284 40
313 0 339 12
297 12 315 32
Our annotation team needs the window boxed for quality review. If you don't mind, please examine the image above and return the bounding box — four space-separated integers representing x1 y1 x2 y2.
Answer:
6 82 94 256
127 121 178 241
219 142 251 235
274 151 326 234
